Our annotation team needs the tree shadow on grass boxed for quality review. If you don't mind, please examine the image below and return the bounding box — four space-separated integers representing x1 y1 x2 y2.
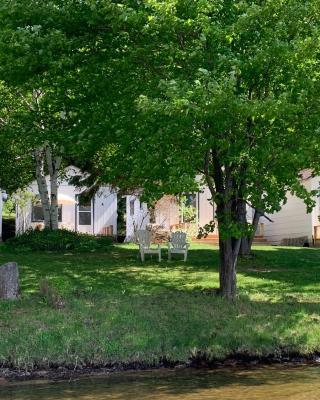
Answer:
0 244 319 299
237 246 320 296
0 245 219 296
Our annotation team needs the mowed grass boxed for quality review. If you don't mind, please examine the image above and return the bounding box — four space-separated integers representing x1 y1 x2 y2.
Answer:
0 243 320 369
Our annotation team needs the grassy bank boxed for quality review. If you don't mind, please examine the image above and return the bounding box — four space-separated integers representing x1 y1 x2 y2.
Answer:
0 243 320 371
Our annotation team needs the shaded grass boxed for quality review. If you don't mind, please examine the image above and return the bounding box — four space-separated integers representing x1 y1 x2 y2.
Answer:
0 243 320 369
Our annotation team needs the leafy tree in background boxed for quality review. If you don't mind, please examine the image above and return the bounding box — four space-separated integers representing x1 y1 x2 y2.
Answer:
0 1 76 228
0 83 34 191
0 0 132 228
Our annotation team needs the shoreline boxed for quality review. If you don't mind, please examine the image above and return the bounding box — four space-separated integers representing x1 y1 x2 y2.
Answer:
1 246 320 385
1 353 320 382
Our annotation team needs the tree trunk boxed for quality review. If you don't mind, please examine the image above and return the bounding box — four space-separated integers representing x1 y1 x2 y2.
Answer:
50 172 59 230
237 198 250 256
203 149 243 301
219 238 234 299
238 199 262 256
218 236 241 300
34 147 51 228
45 145 61 230
240 236 250 256
247 209 262 250
34 144 62 230
215 199 242 300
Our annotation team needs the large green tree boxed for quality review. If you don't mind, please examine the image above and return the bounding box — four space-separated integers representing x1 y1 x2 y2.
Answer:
0 1 319 301
89 0 320 299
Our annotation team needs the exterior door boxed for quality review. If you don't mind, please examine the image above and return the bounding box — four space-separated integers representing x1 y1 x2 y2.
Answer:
76 195 93 234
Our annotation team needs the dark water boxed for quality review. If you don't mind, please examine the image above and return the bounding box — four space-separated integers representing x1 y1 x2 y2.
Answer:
1 366 320 399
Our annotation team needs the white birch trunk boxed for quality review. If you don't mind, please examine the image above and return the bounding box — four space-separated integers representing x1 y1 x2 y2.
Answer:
45 144 61 231
49 172 59 230
34 147 51 228
32 89 62 230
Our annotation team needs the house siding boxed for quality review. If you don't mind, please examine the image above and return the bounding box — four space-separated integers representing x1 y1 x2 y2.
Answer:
198 186 214 226
58 184 77 231
125 195 149 241
263 180 313 245
16 181 80 234
94 188 117 235
311 177 320 231
152 195 180 229
125 190 216 241
125 175 319 244
16 167 117 236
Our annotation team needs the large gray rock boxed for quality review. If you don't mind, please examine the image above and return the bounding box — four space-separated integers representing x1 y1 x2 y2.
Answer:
0 262 19 299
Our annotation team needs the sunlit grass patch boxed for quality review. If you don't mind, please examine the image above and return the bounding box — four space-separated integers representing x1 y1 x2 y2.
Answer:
0 244 320 369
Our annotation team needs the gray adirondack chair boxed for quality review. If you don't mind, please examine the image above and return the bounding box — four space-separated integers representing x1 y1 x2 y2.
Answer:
136 230 161 262
168 231 189 262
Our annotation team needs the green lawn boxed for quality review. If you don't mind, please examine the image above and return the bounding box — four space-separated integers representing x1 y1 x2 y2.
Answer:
0 243 320 369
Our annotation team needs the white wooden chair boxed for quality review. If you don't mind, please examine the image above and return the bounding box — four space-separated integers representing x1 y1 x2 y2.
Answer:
136 230 161 262
168 231 189 262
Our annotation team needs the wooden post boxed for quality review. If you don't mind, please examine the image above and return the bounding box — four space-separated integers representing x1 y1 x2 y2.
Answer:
0 262 19 300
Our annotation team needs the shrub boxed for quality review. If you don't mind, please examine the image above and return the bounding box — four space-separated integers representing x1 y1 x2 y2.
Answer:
5 229 114 252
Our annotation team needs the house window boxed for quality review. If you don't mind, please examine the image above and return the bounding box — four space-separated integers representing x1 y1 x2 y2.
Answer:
32 201 45 222
78 196 92 225
32 197 62 222
181 193 197 223
185 193 197 208
130 199 135 216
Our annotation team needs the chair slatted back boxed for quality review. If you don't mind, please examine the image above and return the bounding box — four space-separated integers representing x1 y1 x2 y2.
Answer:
171 231 187 249
136 230 151 247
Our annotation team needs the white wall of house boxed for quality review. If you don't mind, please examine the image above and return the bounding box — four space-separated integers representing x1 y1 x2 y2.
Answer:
151 196 180 229
151 191 215 230
263 179 314 245
125 174 320 244
94 188 118 235
198 186 214 226
125 188 216 241
16 167 117 236
311 176 320 232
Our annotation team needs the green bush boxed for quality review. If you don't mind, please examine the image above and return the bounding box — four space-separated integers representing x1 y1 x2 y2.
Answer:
5 229 114 252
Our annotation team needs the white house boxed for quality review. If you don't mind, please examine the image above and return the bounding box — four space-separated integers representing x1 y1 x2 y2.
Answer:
125 183 216 242
16 167 118 236
126 172 320 246
13 165 320 246
264 172 320 246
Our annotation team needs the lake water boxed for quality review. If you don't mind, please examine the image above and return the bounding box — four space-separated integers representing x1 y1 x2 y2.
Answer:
1 365 320 399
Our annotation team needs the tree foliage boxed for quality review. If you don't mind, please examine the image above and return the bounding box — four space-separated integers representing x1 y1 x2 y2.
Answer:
90 0 320 298
0 1 319 298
